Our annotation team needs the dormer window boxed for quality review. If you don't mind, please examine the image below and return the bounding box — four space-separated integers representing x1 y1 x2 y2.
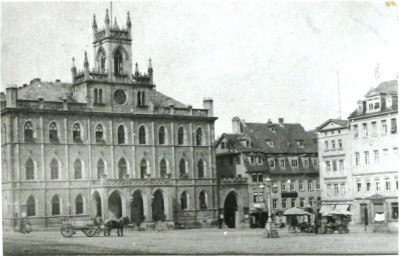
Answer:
270 127 276 133
291 158 299 168
256 156 263 165
246 140 250 148
368 103 373 110
297 140 304 147
374 102 380 109
221 142 226 149
266 140 274 147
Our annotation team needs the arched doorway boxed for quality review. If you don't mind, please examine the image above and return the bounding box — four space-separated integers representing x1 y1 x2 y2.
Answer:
152 190 165 221
108 191 122 219
131 190 144 225
92 191 102 217
224 191 238 228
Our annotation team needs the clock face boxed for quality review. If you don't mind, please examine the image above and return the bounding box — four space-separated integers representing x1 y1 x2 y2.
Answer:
114 89 127 104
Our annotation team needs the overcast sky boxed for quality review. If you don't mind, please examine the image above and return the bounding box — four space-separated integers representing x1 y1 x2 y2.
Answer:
1 1 398 136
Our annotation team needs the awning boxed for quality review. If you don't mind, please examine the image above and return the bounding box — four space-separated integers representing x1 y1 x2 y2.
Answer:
319 205 335 214
334 204 350 212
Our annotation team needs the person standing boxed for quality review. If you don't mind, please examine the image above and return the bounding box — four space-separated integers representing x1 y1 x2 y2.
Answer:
218 214 224 229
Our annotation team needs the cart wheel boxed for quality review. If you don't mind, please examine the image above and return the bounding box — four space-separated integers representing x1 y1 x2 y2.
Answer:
61 227 74 238
82 228 93 237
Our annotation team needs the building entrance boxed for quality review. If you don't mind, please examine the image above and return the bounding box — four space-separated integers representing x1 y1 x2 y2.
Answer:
224 192 238 228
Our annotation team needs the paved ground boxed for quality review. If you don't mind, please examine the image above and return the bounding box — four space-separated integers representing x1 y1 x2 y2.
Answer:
2 226 398 255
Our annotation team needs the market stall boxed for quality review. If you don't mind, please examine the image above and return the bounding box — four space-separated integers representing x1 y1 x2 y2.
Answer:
283 207 313 233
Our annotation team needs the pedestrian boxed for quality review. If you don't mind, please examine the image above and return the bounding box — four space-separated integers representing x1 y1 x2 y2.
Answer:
218 214 224 229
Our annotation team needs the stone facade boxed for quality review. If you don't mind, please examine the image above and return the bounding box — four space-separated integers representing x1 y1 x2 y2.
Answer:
1 10 218 230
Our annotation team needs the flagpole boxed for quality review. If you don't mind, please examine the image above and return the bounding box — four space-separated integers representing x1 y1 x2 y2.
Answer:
337 70 342 120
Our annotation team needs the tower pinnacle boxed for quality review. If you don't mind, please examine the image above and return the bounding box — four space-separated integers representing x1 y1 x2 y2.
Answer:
126 11 132 28
92 14 97 30
135 62 139 76
105 9 110 25
84 51 89 68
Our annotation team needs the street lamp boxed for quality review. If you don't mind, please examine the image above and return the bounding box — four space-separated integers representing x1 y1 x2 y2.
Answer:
259 177 279 238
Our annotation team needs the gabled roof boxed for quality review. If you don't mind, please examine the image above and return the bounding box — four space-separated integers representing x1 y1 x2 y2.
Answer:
17 81 75 102
152 90 187 108
316 119 349 132
217 121 317 154
364 80 398 97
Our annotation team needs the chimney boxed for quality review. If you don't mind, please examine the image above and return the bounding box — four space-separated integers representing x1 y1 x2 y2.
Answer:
30 78 41 85
55 79 61 83
6 84 18 108
278 118 284 126
23 84 28 88
232 116 242 134
203 97 214 116
267 119 272 124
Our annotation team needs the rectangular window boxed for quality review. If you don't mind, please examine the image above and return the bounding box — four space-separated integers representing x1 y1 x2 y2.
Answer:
308 181 313 191
374 150 379 163
383 149 389 163
355 153 360 166
326 161 331 172
340 183 346 195
376 179 381 191
334 184 339 195
391 118 397 133
385 178 391 191
327 184 332 196
252 174 257 182
396 177 398 190
325 141 329 150
391 203 398 220
363 123 368 137
280 158 286 168
273 199 278 209
253 192 263 203
374 102 380 109
257 156 263 165
290 181 295 191
303 158 309 167
281 183 286 192
291 158 298 167
269 158 275 168
309 198 314 207
316 181 320 190
312 158 318 167
381 120 388 135
249 156 255 165
372 122 377 135
282 199 287 209
364 151 370 165
366 180 371 192
299 181 304 191
357 182 362 192
291 198 296 208
353 125 359 138
258 174 263 182
338 139 342 149
332 160 337 171
300 198 305 208
394 147 399 158
221 142 225 149
331 140 335 149
339 160 344 171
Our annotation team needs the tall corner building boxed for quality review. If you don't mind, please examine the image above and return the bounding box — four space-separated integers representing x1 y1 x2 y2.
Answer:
1 9 218 229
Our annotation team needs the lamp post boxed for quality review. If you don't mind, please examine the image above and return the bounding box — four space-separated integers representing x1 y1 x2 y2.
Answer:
259 177 279 238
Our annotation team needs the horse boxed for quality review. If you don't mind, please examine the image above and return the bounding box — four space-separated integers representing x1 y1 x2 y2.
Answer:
103 216 130 236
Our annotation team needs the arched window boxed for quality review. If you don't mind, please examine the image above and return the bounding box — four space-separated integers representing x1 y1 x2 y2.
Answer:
139 126 146 144
196 127 203 146
140 159 147 179
117 125 125 144
197 159 204 178
137 91 142 106
141 92 145 105
199 191 207 209
97 49 106 73
180 192 188 210
73 123 81 142
75 194 84 215
179 159 186 178
50 159 59 180
158 126 166 145
99 89 103 103
178 127 184 145
26 158 35 180
24 121 34 142
74 159 82 179
114 50 123 74
27 196 36 216
95 124 104 143
97 159 105 179
49 122 59 142
51 195 60 216
160 159 167 178
118 158 127 179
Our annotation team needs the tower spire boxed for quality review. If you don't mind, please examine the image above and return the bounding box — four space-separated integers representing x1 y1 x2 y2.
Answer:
135 62 139 76
84 51 89 68
148 58 153 83
92 14 97 30
114 17 119 28
105 9 110 25
126 11 132 28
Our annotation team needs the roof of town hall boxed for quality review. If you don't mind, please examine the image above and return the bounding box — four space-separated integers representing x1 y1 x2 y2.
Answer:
15 79 187 108
218 121 318 155
348 79 398 119
315 119 349 131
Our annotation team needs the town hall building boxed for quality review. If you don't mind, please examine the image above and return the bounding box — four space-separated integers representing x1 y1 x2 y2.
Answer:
1 9 218 229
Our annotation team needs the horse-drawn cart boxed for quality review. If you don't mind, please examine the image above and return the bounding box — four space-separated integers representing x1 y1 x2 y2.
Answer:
60 218 105 238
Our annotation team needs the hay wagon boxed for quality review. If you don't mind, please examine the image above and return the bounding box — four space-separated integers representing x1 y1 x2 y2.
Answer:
60 218 106 238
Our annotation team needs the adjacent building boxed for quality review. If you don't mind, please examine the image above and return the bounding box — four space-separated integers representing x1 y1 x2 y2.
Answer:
216 117 321 228
348 80 398 223
1 10 218 229
316 119 353 216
